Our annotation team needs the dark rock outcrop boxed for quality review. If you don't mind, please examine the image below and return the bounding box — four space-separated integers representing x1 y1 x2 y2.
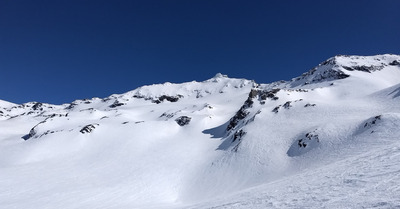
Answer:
232 129 246 143
283 101 292 109
175 116 191 126
226 98 253 131
312 69 350 82
109 100 125 108
342 65 384 73
259 88 280 101
160 112 175 119
80 124 99 134
389 60 400 66
22 120 47 140
297 132 320 148
295 66 350 85
247 88 280 102
153 95 183 104
272 99 303 113
65 102 77 110
287 129 320 157
363 115 382 129
304 103 317 107
249 89 258 98
272 105 281 113
32 102 43 111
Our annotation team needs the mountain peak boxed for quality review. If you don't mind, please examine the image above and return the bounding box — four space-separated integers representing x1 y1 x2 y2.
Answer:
287 54 400 87
212 73 228 79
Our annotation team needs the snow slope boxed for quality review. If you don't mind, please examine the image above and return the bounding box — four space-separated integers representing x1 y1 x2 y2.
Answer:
0 54 399 209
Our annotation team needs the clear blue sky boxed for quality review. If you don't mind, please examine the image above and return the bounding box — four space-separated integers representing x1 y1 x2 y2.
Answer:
1 0 399 104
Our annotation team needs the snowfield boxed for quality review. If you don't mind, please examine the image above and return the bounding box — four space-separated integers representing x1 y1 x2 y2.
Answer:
1 54 400 208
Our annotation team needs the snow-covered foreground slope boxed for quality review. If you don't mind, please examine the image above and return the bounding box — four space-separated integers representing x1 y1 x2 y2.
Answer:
1 55 400 209
187 134 400 209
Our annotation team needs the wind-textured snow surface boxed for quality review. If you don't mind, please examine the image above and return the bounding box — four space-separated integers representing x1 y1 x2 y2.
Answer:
1 54 400 209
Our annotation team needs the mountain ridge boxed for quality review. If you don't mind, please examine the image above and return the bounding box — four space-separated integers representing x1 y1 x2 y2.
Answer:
1 54 400 208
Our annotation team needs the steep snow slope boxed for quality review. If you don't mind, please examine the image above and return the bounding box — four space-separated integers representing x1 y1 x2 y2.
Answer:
187 130 400 208
180 54 400 203
0 54 399 209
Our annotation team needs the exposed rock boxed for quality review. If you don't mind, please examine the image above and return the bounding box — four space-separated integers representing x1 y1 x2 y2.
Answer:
232 129 246 143
175 116 191 126
160 112 175 119
287 89 309 93
259 88 280 100
65 102 77 110
363 115 382 129
246 88 281 101
101 97 112 102
45 113 68 118
342 65 384 73
296 67 350 85
249 89 258 98
389 60 400 66
132 95 144 99
283 101 292 109
109 100 125 108
287 130 320 157
304 103 317 107
272 105 281 113
314 69 349 82
22 120 47 140
273 99 303 113
205 103 213 109
32 102 43 111
80 124 99 134
153 95 183 104
226 98 253 131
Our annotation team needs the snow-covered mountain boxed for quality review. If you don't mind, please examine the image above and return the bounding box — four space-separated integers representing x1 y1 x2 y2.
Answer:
1 54 400 209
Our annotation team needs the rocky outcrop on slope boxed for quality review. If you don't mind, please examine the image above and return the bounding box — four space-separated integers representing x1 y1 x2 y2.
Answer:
153 95 183 104
22 120 47 140
226 88 283 132
31 102 43 111
363 115 382 129
342 65 384 73
389 60 400 66
22 113 69 140
272 99 303 113
356 114 400 136
226 93 254 132
175 116 191 126
109 100 125 108
80 124 99 134
289 54 400 87
287 130 320 157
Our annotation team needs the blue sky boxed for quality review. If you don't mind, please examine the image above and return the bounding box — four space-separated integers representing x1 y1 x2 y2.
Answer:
1 0 399 104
